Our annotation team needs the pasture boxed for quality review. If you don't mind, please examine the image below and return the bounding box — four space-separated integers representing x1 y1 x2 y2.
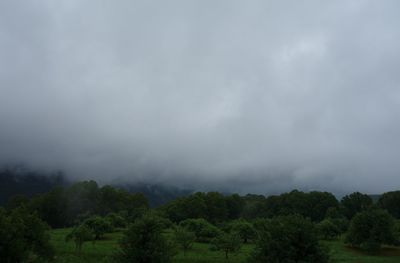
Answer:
49 228 400 263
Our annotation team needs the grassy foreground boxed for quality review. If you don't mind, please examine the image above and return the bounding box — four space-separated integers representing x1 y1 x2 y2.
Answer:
50 228 400 263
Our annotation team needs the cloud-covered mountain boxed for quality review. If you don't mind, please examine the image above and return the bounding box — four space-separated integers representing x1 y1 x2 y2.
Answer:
1 1 400 194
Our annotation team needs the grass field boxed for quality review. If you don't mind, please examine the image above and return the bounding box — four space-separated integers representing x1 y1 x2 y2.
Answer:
50 228 400 263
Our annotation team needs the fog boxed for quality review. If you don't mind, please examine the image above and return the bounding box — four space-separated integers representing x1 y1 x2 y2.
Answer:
1 0 400 194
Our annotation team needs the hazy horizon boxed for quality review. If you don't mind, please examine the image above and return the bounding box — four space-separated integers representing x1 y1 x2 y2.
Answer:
1 1 400 194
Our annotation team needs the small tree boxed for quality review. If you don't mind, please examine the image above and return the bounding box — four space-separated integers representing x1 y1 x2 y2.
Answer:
316 219 341 240
115 213 176 263
105 212 127 228
65 224 94 253
83 216 113 240
249 215 329 263
211 232 242 259
346 209 396 252
229 219 256 243
179 218 221 242
174 226 196 256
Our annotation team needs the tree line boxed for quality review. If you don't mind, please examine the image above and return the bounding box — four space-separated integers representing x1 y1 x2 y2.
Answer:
2 180 400 262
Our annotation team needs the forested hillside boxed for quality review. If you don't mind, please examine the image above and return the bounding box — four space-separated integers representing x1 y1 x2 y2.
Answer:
0 167 192 207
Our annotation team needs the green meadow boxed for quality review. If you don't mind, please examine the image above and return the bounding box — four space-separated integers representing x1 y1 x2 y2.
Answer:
50 228 400 263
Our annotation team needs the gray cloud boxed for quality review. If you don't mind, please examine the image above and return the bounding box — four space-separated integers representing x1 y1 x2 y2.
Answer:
1 0 400 194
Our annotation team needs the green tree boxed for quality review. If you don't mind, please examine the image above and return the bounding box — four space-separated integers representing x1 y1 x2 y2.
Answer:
30 186 68 228
249 215 329 263
241 194 267 219
0 206 54 262
179 218 221 242
258 190 338 222
325 207 349 233
65 224 94 253
97 185 149 219
378 191 400 218
6 194 29 210
83 216 113 240
105 212 127 228
307 191 339 222
174 226 196 256
66 181 100 224
225 194 245 220
341 192 372 219
205 192 228 223
345 209 396 252
229 219 256 243
316 219 341 240
115 213 176 263
211 232 242 259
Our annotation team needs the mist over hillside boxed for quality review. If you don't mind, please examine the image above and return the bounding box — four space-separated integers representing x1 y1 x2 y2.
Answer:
0 166 193 207
1 1 400 195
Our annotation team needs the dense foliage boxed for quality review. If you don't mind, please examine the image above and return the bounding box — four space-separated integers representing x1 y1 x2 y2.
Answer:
3 178 400 262
65 224 94 253
378 191 400 218
24 181 148 227
249 215 329 263
346 209 397 251
173 226 196 256
115 213 177 263
0 206 54 262
340 192 373 219
179 218 222 242
210 232 242 259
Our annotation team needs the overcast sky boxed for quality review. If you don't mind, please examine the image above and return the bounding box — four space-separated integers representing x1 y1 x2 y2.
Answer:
1 0 400 194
